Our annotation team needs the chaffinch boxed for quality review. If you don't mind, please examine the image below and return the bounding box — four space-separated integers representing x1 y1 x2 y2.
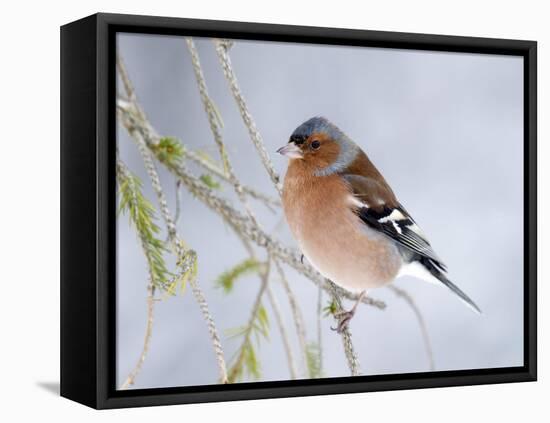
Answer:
277 116 480 332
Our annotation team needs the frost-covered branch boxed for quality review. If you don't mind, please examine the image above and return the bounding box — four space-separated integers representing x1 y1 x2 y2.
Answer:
327 280 361 376
181 146 280 210
118 57 229 385
275 260 309 376
186 38 261 224
316 284 324 375
120 284 155 389
227 260 271 382
266 284 298 379
116 158 162 389
214 40 283 195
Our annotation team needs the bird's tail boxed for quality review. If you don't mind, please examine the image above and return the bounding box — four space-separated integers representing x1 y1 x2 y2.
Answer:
420 257 482 314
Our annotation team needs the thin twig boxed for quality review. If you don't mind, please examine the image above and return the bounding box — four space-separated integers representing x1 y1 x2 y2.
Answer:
327 280 361 376
214 40 283 195
266 284 298 379
186 37 231 174
118 58 229 384
275 260 309 377
227 260 271 383
317 283 323 375
186 38 261 225
230 230 300 380
174 180 182 226
187 250 229 383
182 146 280 209
187 39 302 379
213 41 375 376
116 158 158 389
388 285 435 371
134 127 229 384
120 284 155 389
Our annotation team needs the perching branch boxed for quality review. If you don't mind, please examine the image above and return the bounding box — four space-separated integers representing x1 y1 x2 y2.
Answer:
212 40 388 375
327 280 361 376
187 40 302 380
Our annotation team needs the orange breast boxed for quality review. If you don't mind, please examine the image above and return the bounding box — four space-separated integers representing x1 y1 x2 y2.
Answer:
282 167 402 292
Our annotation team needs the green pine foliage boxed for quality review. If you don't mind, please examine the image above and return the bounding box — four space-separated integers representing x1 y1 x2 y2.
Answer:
216 258 262 294
306 342 323 378
117 166 171 290
323 299 338 317
226 303 270 383
199 174 221 189
163 251 198 296
151 136 184 167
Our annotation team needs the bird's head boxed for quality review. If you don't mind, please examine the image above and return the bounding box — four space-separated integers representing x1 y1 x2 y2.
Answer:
277 117 360 176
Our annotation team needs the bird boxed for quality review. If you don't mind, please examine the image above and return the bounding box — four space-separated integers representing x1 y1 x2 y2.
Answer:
277 116 481 332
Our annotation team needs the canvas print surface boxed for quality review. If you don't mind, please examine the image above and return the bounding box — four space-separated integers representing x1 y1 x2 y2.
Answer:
116 33 524 390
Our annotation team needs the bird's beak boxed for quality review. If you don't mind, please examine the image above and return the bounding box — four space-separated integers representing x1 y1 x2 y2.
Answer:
276 143 303 159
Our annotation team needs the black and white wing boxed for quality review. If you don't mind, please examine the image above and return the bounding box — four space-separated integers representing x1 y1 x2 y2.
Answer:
343 173 480 313
342 174 446 271
357 204 447 272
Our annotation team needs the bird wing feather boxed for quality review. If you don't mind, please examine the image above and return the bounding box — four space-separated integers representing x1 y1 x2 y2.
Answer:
342 174 447 271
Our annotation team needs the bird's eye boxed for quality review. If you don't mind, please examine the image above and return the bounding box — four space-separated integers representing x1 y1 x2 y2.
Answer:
311 140 321 150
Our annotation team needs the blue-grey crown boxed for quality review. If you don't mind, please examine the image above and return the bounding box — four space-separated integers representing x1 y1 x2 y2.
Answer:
290 116 347 143
290 117 359 176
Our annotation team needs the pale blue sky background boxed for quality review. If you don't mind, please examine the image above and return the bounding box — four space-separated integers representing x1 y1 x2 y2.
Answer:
116 33 524 389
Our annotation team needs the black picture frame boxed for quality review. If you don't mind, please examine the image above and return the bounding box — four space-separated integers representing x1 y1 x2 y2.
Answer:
60 12 537 409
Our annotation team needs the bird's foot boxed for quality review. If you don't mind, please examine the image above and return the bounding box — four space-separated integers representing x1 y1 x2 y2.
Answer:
331 309 356 333
330 291 366 334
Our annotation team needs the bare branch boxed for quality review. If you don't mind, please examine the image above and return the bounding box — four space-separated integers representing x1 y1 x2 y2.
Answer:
227 260 271 383
182 146 280 209
316 283 324 374
388 285 435 371
120 284 155 389
117 55 137 103
327 280 361 376
118 73 229 384
266 284 298 379
186 37 261 225
185 38 230 175
275 260 309 376
116 158 160 389
187 250 229 383
214 40 283 195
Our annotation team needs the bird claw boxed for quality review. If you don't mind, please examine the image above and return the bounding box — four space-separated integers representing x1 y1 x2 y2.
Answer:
329 291 366 334
330 309 355 334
